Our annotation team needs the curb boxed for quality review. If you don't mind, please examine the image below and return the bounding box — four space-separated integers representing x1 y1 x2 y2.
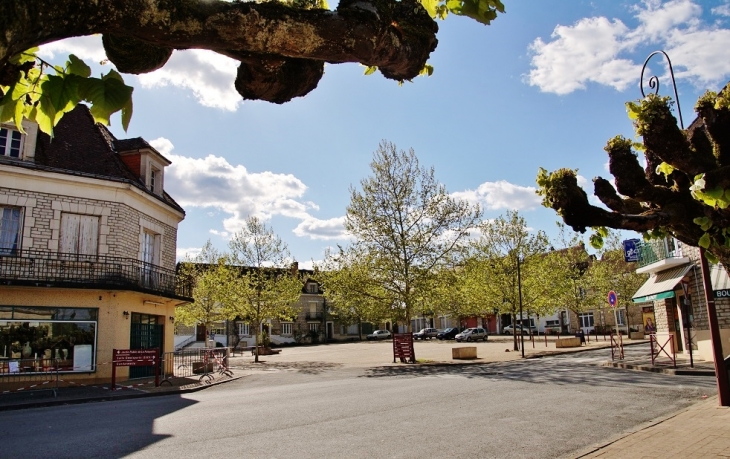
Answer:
601 361 715 376
0 375 243 412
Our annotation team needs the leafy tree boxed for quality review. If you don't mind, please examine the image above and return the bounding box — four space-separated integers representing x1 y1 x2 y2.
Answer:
467 210 550 350
590 231 648 332
0 0 505 134
537 86 730 272
315 247 394 340
225 217 302 362
344 140 482 333
176 241 234 336
540 224 598 332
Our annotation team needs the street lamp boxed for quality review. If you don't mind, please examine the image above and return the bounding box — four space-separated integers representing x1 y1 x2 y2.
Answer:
516 254 524 359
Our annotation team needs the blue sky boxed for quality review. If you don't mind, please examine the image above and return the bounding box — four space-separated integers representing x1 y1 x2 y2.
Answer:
39 0 730 268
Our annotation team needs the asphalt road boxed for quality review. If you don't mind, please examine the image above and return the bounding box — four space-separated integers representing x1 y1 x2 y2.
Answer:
0 347 715 459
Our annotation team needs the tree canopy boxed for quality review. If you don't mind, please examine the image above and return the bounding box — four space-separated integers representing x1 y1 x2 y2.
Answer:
0 0 504 135
333 140 481 331
537 86 730 270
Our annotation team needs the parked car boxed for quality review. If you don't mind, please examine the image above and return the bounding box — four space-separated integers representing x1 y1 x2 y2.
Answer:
436 327 460 340
503 324 536 335
413 328 439 340
455 327 488 342
366 330 392 340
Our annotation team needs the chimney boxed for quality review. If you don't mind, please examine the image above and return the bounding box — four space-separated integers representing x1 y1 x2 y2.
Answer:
290 261 299 277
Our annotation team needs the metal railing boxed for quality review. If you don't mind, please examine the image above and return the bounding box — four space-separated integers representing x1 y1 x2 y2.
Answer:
0 249 192 300
636 240 681 268
161 348 231 383
650 333 676 368
0 357 60 396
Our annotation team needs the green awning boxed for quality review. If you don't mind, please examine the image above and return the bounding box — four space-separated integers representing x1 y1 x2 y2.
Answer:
632 264 693 303
632 290 676 303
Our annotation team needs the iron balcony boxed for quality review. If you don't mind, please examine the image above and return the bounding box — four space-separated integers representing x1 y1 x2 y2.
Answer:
0 249 193 301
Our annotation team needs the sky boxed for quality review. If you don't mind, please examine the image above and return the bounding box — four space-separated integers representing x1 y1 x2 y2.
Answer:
38 0 730 269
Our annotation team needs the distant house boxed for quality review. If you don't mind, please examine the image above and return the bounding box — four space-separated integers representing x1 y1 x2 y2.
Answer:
0 106 192 384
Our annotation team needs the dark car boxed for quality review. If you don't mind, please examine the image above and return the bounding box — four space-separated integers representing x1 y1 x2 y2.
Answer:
413 328 439 340
436 327 460 340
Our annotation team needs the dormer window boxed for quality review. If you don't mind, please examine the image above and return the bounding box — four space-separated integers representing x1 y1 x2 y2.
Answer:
0 127 23 158
150 167 159 193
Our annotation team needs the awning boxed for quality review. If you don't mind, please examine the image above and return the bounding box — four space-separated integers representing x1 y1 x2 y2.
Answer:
712 263 730 298
632 264 693 303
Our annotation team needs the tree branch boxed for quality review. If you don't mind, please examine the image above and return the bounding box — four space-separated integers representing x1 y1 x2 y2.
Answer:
1 0 438 102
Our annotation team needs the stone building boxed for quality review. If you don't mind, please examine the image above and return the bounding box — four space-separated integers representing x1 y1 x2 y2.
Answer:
0 106 192 384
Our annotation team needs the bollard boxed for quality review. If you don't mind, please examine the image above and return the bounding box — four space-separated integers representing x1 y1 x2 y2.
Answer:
545 333 548 347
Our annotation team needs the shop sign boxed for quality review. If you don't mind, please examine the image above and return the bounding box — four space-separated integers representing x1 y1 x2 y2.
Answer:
623 239 640 262
715 289 730 298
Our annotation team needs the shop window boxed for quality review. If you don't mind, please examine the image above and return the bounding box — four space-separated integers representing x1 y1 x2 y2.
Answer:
0 306 98 374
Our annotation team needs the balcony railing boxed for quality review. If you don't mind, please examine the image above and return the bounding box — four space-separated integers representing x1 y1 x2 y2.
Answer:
306 312 323 320
0 249 193 301
636 239 683 268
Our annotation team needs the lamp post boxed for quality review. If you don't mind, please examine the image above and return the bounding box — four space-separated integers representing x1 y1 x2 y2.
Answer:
516 254 524 358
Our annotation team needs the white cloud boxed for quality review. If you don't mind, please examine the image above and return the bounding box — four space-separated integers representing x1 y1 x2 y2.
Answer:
176 246 202 261
712 3 730 17
152 137 317 234
137 50 241 111
38 35 108 64
453 180 541 211
527 0 730 94
293 216 349 240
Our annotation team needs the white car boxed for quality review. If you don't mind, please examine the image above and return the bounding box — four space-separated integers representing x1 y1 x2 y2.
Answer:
366 330 392 341
455 327 488 342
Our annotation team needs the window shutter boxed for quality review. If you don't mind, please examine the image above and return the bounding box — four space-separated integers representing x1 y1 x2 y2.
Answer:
78 216 99 256
60 214 80 254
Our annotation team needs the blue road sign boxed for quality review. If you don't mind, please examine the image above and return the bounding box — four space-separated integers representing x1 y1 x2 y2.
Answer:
608 290 617 308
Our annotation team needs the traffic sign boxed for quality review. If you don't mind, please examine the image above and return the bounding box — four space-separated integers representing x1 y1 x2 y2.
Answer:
608 290 617 308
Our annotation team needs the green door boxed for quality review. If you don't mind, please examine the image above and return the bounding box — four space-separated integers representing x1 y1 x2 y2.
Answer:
130 313 163 379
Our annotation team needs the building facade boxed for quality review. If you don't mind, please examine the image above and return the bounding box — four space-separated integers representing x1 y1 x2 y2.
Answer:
0 107 192 385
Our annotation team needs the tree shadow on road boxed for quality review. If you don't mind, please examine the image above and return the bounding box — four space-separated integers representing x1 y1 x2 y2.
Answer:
361 358 716 390
231 361 343 375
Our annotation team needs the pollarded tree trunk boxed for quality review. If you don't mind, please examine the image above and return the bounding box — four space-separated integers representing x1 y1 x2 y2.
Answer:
0 0 438 103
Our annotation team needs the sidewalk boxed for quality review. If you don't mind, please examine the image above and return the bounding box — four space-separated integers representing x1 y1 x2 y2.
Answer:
1 339 727 459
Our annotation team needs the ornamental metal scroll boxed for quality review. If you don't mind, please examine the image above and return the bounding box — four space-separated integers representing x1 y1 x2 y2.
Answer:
640 50 684 129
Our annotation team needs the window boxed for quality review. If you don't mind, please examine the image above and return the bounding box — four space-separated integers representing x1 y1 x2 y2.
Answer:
237 322 250 336
578 312 594 328
306 282 318 294
545 320 560 327
0 306 98 374
309 323 319 332
281 323 293 335
149 167 159 194
616 309 626 326
141 230 160 287
0 206 22 255
60 213 99 259
0 127 23 158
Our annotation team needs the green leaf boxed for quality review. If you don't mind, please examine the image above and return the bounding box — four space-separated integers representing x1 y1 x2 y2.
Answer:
693 217 713 231
589 233 604 249
78 70 133 126
121 95 133 132
699 232 711 249
420 0 439 18
66 55 92 78
449 0 500 25
705 251 719 264
419 64 434 77
9 48 38 65
655 162 674 178
363 66 377 76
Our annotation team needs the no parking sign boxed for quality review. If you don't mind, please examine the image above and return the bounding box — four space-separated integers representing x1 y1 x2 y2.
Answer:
608 290 617 308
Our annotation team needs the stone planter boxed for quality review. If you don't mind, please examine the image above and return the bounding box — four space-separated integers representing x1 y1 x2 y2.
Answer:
452 347 477 360
629 332 644 340
555 337 581 348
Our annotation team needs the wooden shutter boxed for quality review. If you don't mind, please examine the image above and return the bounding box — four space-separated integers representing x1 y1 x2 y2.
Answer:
60 213 98 257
